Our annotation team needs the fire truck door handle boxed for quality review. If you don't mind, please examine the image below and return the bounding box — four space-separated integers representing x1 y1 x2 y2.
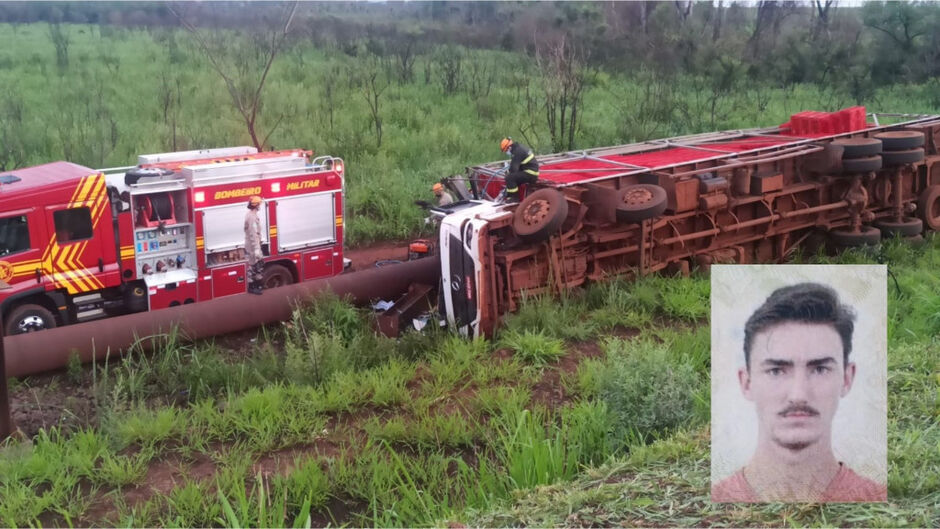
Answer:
98 257 104 272
35 268 42 283
237 276 244 283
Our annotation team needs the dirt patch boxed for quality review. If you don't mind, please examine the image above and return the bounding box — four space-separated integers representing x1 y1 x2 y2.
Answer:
121 451 218 508
8 374 99 438
530 341 606 409
344 240 414 271
251 438 346 479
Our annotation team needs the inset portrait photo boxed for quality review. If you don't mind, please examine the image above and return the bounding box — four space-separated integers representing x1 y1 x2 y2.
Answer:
711 265 887 503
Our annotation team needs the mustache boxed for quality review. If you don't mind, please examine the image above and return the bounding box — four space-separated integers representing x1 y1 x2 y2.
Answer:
778 404 819 417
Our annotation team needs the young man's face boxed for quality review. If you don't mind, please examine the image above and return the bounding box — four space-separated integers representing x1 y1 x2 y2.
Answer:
739 322 856 452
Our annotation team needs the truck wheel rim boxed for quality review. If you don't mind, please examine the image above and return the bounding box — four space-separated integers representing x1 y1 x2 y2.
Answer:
17 315 46 333
520 199 551 227
623 187 653 206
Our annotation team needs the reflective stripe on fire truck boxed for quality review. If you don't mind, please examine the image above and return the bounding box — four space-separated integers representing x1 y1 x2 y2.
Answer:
120 246 135 260
39 172 110 294
196 237 204 249
269 226 277 237
335 216 343 226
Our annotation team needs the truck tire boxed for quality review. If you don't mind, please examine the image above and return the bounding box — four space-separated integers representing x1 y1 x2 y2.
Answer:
615 184 668 223
262 264 294 289
841 155 882 173
917 185 940 231
874 217 923 238
873 130 925 151
829 225 881 247
832 137 882 158
881 148 924 166
512 189 568 242
5 303 57 335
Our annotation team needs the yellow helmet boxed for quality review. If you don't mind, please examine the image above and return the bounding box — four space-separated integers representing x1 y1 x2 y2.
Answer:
432 183 444 194
499 138 513 153
248 195 263 207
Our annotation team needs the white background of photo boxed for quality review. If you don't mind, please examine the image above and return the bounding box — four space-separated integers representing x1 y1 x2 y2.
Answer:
710 264 887 485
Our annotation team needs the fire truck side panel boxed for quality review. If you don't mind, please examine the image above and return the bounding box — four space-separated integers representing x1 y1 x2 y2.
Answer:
212 263 248 297
147 278 197 309
302 248 334 280
43 174 123 296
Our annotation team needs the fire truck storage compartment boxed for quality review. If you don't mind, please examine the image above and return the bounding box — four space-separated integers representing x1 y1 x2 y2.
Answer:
303 247 334 280
211 263 247 297
201 204 268 267
145 271 198 310
275 192 337 251
137 193 176 227
130 184 197 280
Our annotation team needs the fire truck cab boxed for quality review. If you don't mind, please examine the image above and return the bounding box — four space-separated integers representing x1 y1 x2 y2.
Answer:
0 146 346 335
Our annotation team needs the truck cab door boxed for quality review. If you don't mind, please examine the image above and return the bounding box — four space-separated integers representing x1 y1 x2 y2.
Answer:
0 208 47 296
45 199 121 295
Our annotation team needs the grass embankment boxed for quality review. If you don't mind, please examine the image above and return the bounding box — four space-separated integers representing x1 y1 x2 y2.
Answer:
2 23 939 245
468 237 940 528
0 268 710 527
1 238 937 527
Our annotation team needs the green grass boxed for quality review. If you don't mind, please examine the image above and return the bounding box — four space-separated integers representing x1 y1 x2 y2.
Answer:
4 24 937 244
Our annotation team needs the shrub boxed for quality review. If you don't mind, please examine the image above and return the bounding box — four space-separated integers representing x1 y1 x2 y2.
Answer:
598 337 704 448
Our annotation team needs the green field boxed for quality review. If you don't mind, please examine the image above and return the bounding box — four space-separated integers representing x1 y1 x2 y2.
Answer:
1 18 939 528
2 23 938 244
1 237 937 527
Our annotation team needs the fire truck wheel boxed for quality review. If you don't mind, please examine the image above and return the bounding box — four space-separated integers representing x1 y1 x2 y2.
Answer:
512 189 569 242
262 264 294 289
874 217 923 238
841 155 882 173
917 185 940 231
828 225 881 247
832 137 882 158
5 303 57 335
615 184 668 223
881 148 925 166
873 130 925 151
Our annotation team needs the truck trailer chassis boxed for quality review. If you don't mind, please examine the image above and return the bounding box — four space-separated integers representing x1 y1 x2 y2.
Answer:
439 110 940 337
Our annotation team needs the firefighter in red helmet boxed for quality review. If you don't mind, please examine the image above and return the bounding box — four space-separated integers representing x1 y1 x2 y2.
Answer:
499 137 539 203
245 195 265 295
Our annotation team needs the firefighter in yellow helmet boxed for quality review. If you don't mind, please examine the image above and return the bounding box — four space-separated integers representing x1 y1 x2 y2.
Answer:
432 182 454 207
245 195 265 295
499 137 539 203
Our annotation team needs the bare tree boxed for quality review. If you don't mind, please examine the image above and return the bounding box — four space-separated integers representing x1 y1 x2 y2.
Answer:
357 57 388 148
169 2 297 150
536 35 592 152
813 0 835 41
48 22 70 74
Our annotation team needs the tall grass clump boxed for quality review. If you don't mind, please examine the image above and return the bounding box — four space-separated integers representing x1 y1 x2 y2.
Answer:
501 293 597 341
492 403 611 489
598 337 705 448
498 329 565 365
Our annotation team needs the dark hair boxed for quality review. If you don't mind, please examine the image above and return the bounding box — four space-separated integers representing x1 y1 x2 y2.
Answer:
743 282 855 370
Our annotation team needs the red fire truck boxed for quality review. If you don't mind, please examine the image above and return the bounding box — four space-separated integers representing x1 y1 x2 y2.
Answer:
0 146 346 335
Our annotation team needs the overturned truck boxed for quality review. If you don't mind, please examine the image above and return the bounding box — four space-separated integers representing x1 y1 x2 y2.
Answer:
437 109 940 337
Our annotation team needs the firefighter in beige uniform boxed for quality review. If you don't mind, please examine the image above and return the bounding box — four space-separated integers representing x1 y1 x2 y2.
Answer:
245 196 265 295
